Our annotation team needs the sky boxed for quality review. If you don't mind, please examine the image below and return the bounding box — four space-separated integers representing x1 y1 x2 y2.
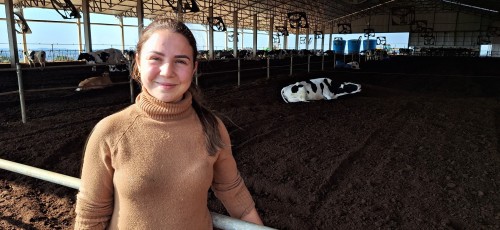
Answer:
0 5 411 53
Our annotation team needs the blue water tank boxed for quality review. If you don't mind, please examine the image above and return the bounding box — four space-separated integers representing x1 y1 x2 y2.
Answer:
347 39 361 54
333 39 346 54
363 39 377 51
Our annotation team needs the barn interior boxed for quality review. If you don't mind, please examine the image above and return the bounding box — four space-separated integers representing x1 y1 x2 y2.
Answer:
1 0 500 229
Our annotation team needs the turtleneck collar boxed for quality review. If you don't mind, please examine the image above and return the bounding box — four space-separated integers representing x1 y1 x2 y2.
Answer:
135 88 193 121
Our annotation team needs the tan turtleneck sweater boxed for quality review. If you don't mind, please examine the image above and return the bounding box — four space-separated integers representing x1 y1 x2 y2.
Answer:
74 90 255 229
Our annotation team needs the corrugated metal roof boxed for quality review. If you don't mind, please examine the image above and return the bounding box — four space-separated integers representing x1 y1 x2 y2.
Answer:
5 0 500 34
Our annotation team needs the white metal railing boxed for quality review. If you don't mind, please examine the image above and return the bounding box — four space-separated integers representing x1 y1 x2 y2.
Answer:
0 158 277 230
2 55 352 123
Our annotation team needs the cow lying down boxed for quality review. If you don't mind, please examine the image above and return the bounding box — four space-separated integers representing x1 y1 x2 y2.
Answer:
75 72 113 91
281 77 361 103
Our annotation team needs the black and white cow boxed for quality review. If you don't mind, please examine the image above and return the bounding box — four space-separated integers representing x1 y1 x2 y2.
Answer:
24 50 47 68
78 48 127 72
77 51 110 63
281 77 361 103
123 50 135 62
122 49 136 71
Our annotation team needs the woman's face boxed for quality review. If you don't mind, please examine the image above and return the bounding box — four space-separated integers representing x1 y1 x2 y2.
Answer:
136 29 197 103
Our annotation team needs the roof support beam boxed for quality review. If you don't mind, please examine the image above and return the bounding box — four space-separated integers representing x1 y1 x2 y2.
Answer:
268 15 274 50
208 5 214 59
252 14 257 57
82 0 92 52
283 20 288 49
4 0 19 67
295 27 299 50
137 0 144 36
233 10 238 57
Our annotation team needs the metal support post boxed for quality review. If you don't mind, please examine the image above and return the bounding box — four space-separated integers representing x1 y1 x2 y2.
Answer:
237 58 241 86
267 57 270 79
129 61 135 103
307 55 310 73
334 54 336 69
16 64 26 123
321 54 324 71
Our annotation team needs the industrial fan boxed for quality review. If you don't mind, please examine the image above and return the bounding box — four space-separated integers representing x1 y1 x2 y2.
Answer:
207 17 226 31
287 12 309 29
337 23 352 34
50 0 81 19
411 20 428 33
167 0 200 13
376 36 387 45
391 6 415 25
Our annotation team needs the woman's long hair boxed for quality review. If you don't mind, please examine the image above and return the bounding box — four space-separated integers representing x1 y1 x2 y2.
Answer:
132 17 224 156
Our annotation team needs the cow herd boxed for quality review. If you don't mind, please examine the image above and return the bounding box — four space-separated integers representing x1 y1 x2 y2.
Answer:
200 49 331 61
75 48 135 91
77 48 134 72
22 48 362 101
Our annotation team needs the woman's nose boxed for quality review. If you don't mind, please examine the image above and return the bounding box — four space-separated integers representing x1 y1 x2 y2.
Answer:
159 62 174 76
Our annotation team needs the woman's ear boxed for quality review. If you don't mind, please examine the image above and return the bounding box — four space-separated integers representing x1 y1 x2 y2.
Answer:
135 53 140 68
192 61 198 76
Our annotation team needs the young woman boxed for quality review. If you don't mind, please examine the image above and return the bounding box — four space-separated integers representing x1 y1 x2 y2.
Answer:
75 17 263 229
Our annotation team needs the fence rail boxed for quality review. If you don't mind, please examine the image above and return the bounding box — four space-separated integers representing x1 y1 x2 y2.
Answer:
1 54 361 123
1 55 310 230
0 158 276 230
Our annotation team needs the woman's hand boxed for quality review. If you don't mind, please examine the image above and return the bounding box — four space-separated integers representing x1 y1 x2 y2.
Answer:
240 207 264 225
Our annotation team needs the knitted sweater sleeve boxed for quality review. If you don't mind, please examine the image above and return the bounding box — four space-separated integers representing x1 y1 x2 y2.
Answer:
211 120 255 219
74 119 116 229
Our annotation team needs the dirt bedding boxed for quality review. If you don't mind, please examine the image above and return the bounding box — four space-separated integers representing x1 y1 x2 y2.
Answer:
1 57 500 229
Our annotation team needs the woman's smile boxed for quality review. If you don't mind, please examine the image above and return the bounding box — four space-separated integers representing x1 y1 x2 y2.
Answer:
156 81 177 89
136 30 197 103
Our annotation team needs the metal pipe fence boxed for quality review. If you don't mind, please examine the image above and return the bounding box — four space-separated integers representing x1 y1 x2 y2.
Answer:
0 54 363 123
0 49 82 62
0 158 276 230
0 54 367 229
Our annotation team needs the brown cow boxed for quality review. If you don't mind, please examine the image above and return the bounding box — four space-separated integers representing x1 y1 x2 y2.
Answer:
75 72 113 91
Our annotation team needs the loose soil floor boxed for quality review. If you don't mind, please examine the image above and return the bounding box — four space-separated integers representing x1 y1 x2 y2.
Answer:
1 57 500 229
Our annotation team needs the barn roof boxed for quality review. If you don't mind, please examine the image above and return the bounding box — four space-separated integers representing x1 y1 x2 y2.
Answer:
6 0 500 33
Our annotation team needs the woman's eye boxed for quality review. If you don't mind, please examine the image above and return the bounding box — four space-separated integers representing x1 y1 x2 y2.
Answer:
147 56 161 61
175 59 188 64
